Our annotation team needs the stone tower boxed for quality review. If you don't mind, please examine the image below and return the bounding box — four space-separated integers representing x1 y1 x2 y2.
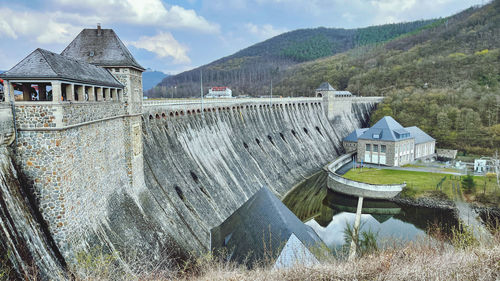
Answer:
61 24 144 114
0 26 146 257
61 24 145 190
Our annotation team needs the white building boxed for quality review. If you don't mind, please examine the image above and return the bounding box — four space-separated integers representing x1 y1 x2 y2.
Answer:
206 86 232 98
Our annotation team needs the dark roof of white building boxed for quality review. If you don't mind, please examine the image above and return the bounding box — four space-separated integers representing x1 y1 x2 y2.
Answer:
0 49 123 88
61 28 144 71
358 116 412 142
316 82 335 91
405 126 435 144
347 116 435 144
210 187 326 266
343 128 368 142
335 91 352 96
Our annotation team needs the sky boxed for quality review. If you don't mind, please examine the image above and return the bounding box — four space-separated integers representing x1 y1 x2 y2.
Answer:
0 0 486 74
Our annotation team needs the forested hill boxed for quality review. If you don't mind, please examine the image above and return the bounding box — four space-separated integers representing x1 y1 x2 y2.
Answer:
275 1 499 155
147 20 435 98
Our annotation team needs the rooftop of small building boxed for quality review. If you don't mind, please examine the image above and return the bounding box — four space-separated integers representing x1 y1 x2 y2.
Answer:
405 126 435 144
345 116 435 144
316 82 335 91
358 116 411 142
344 128 369 142
61 26 144 71
0 48 124 88
210 187 325 266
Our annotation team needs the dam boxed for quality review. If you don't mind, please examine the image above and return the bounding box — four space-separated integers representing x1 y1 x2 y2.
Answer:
0 25 381 279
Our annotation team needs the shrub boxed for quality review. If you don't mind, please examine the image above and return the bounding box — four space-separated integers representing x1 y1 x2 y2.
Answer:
343 222 379 257
461 175 476 194
451 223 478 249
400 185 417 198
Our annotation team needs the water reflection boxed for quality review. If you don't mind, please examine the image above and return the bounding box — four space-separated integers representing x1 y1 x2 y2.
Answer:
283 171 459 250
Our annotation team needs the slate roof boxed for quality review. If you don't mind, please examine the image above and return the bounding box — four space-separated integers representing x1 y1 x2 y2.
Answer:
358 116 412 142
0 49 123 88
210 187 326 266
61 28 144 70
404 126 435 144
343 128 368 142
316 82 335 91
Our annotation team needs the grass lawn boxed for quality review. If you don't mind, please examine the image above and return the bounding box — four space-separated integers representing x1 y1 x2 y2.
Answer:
343 168 500 206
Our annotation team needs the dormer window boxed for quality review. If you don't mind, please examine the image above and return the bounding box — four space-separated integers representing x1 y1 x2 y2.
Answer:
373 134 380 139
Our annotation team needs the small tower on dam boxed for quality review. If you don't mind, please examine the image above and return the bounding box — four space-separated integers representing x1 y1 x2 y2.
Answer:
0 25 145 254
61 24 146 190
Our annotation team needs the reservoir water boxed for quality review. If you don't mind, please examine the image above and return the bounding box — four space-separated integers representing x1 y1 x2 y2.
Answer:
282 171 459 251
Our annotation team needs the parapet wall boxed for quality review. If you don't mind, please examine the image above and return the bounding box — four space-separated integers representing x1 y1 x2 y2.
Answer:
13 101 125 129
322 96 383 121
326 152 404 199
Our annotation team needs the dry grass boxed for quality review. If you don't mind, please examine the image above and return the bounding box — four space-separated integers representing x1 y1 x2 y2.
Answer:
171 243 499 281
63 225 500 281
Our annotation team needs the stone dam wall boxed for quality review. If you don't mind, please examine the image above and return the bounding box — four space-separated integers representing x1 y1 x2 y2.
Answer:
141 99 376 252
0 98 377 278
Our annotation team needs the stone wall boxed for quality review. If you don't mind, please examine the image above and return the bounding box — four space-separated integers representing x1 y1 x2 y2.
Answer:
14 101 124 129
357 138 414 166
13 106 135 258
110 67 143 115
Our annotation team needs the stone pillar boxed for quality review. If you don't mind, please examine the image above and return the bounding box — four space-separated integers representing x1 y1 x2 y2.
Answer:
65 84 74 101
39 83 47 101
22 83 31 101
118 89 123 101
88 86 95 101
104 88 110 101
348 196 364 261
3 81 12 102
111 88 117 101
96 87 103 101
51 82 62 103
76 85 84 101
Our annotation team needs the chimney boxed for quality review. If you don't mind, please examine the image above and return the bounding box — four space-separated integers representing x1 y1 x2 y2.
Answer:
97 23 102 36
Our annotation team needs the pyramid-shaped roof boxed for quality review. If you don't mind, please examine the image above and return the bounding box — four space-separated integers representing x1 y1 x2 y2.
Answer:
210 187 326 266
316 82 335 91
344 128 368 142
61 28 144 71
0 49 123 88
404 126 435 144
359 116 411 142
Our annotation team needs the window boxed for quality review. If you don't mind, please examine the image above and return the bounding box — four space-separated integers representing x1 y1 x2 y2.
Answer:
366 144 371 152
381 145 386 153
373 144 378 152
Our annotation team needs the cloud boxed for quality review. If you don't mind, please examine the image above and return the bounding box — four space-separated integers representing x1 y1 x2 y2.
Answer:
52 0 220 33
129 32 191 64
244 23 287 40
0 8 82 44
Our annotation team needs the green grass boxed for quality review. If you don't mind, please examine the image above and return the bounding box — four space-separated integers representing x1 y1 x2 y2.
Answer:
343 168 499 204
